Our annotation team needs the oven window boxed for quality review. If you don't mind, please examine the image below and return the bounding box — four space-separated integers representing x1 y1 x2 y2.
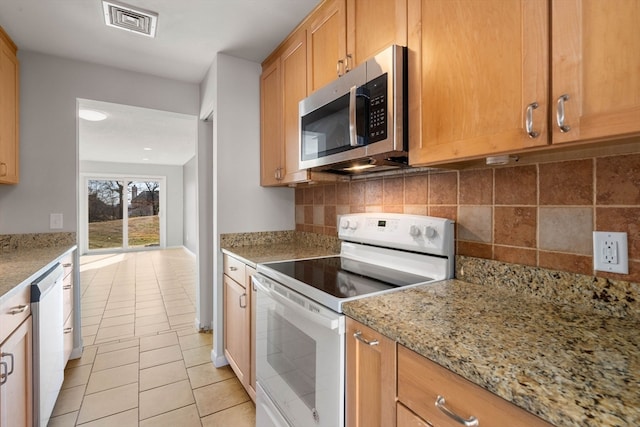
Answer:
267 308 316 410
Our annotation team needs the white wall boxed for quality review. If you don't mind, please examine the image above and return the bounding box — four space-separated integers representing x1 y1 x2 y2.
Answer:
200 53 295 366
183 155 197 254
0 51 199 234
79 160 184 251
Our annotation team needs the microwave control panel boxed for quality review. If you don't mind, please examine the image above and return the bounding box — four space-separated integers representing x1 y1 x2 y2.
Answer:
367 73 388 142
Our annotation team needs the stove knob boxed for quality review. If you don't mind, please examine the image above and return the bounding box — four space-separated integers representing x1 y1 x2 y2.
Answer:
409 225 421 237
424 226 437 239
340 219 350 229
348 221 358 230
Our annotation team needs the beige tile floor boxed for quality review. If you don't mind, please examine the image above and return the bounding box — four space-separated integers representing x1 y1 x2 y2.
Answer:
48 248 256 427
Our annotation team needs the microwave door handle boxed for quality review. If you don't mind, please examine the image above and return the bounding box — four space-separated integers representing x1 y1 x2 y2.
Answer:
348 85 359 147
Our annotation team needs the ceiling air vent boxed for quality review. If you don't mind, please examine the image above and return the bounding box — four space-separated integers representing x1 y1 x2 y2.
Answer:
102 0 158 38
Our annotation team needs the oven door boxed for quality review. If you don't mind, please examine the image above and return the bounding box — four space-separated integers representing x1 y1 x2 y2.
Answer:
253 274 345 427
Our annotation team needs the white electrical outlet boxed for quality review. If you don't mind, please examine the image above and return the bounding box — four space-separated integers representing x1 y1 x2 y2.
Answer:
50 213 63 229
593 231 628 274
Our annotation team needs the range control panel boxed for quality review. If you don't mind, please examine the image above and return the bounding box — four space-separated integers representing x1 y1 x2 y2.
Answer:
338 213 454 257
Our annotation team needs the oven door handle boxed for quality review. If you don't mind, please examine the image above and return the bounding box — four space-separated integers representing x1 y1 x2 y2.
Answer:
253 277 342 331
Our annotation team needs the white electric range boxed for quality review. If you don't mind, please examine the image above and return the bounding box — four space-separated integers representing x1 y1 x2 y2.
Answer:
253 212 455 427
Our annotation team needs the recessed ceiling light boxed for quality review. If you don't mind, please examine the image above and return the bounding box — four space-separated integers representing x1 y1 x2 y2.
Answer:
79 109 107 121
143 147 152 151
142 157 150 161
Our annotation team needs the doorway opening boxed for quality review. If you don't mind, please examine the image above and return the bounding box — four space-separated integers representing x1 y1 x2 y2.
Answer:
83 175 166 252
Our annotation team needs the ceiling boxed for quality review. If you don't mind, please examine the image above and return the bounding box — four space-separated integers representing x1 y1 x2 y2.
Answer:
0 0 320 165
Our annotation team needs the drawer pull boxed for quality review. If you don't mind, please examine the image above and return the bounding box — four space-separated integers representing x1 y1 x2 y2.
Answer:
8 304 28 315
239 293 247 308
63 263 72 268
63 285 72 290
0 361 7 385
229 266 238 271
354 330 379 346
64 327 73 334
435 396 478 427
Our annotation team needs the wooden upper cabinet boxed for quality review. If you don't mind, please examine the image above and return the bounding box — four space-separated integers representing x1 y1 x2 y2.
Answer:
281 30 309 183
307 0 346 93
0 26 19 185
260 59 283 186
551 0 640 144
408 0 549 166
346 0 407 69
307 0 407 94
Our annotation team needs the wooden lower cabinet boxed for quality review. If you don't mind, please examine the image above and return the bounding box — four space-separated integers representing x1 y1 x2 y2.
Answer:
0 317 32 427
346 317 396 427
222 254 256 401
397 345 553 427
397 403 430 427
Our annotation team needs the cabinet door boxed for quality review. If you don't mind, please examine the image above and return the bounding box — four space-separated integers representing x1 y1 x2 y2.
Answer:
552 0 640 144
0 29 19 185
260 59 283 186
281 30 309 184
307 0 347 93
247 266 257 401
346 317 396 427
223 275 249 385
0 318 32 427
346 0 407 69
408 0 549 166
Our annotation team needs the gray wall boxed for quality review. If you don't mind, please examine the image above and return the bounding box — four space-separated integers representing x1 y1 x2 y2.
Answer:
183 155 197 254
200 53 295 366
0 51 199 234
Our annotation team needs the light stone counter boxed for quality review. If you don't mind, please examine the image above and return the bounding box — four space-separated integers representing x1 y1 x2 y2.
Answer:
220 230 340 267
343 277 639 427
1 232 76 302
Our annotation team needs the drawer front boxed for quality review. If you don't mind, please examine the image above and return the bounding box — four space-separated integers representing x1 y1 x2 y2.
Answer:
61 253 74 279
397 346 553 427
63 274 73 321
223 254 246 285
63 313 74 364
397 402 431 427
0 285 30 344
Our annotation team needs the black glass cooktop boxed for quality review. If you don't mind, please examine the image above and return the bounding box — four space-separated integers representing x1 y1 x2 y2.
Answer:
263 256 434 299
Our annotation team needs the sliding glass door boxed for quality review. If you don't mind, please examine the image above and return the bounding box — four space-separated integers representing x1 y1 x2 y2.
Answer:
86 177 164 252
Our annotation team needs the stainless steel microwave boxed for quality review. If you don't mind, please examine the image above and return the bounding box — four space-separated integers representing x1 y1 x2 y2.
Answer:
299 45 407 174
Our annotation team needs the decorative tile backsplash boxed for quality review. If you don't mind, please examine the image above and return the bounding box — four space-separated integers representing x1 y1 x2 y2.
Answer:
295 152 640 283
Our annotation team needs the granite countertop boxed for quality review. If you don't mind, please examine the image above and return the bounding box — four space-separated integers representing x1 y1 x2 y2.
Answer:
220 231 340 268
343 279 640 427
221 242 339 268
0 245 77 302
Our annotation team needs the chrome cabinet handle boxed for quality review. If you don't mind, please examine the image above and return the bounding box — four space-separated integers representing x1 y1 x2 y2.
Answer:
435 396 478 427
345 54 353 73
353 330 379 346
239 293 247 308
9 304 28 315
229 266 238 272
1 352 14 377
64 327 73 334
0 361 7 385
525 102 539 138
337 59 344 77
63 285 72 290
556 94 571 132
63 263 72 268
0 162 6 177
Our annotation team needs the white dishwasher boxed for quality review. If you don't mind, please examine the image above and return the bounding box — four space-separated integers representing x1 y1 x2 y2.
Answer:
31 263 65 427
